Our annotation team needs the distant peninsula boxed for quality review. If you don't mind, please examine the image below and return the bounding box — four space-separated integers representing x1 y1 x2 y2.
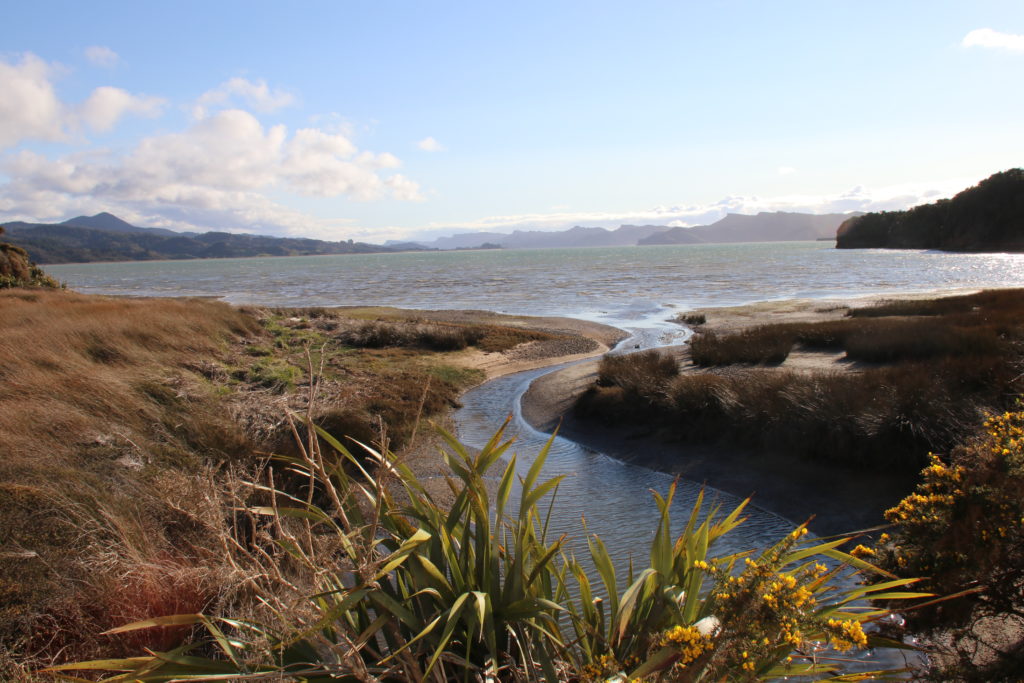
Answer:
403 211 855 251
836 169 1024 252
0 213 426 264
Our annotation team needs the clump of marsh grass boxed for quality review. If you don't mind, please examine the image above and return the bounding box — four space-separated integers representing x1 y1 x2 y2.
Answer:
689 289 1024 367
587 289 1024 469
336 318 561 353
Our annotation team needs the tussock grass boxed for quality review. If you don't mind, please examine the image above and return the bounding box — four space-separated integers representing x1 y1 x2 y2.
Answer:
690 289 1024 367
580 289 1024 470
336 317 559 352
690 327 796 365
597 348 679 392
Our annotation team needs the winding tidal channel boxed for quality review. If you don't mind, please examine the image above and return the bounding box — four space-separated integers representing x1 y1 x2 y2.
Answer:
452 326 920 676
453 326 794 572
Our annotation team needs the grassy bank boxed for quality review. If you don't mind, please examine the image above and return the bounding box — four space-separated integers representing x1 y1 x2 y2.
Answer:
576 289 1024 471
0 290 583 673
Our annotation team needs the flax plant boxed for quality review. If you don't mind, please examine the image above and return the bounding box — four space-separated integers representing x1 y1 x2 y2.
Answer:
46 417 928 682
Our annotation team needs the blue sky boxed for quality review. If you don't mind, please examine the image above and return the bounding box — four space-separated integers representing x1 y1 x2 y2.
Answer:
2 1 1022 242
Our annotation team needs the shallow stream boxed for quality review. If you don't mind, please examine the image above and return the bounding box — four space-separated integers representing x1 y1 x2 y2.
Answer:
452 326 920 676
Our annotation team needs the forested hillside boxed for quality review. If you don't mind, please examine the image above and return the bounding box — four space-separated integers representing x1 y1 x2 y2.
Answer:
836 169 1024 251
1 215 422 264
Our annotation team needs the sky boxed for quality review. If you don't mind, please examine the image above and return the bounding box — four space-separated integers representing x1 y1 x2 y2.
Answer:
1 1 1023 243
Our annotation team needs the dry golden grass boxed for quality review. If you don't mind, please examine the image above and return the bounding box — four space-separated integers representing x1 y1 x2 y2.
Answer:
0 291 557 675
0 290 264 668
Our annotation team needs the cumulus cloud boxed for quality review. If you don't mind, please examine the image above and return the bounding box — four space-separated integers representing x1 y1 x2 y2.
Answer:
85 45 120 67
0 52 168 148
962 28 1024 52
0 53 67 149
417 136 445 152
194 77 295 118
79 86 165 132
0 108 422 236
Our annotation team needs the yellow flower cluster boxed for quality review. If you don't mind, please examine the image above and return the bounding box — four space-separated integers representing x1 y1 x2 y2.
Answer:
825 618 868 651
849 544 876 558
580 653 621 680
661 625 713 667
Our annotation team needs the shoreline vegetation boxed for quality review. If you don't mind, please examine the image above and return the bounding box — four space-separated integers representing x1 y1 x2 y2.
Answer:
2 281 1022 678
835 169 1024 252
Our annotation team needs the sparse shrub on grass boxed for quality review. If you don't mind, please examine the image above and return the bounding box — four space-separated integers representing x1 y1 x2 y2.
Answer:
51 421 926 682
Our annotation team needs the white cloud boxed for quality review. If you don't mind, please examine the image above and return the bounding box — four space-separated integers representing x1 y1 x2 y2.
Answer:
777 166 797 175
417 136 445 152
0 53 67 149
194 77 295 118
962 28 1024 53
84 46 120 67
0 52 170 148
1 108 422 236
79 86 165 132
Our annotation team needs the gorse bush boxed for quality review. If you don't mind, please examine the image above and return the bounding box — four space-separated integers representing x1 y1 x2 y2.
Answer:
51 420 927 681
873 409 1024 680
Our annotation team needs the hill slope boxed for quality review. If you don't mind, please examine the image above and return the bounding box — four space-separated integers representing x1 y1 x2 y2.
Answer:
0 215 421 264
836 169 1024 251
639 212 855 245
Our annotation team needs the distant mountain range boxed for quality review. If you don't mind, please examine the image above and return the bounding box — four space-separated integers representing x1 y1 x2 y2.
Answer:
2 209 862 264
1 214 424 264
405 212 857 250
638 211 858 245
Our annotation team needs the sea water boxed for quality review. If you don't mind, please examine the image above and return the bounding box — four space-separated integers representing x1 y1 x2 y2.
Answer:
46 241 1024 332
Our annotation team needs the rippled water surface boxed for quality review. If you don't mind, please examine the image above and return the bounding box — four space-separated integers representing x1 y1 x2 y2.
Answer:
48 242 1024 329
